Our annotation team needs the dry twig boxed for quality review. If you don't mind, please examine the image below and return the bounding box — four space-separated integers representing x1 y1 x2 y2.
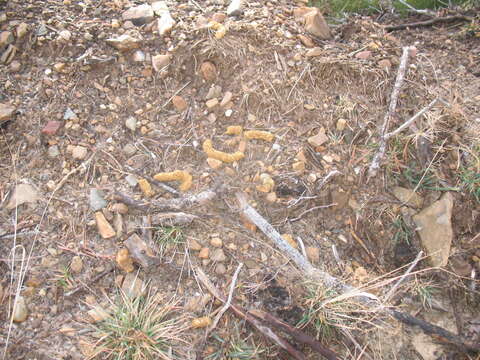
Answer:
386 15 472 32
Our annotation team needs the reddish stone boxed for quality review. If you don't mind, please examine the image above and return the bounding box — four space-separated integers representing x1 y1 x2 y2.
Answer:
355 50 372 60
42 121 62 135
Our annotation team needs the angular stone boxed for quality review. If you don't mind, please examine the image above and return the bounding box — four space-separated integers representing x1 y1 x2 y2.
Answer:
7 184 40 210
12 295 28 322
95 211 116 239
336 118 347 131
0 31 13 48
41 121 62 135
90 188 107 211
122 273 145 298
413 192 454 267
200 61 216 81
198 247 209 259
72 145 88 160
306 247 320 263
188 239 202 251
392 186 423 208
125 116 137 131
16 23 29 39
0 103 16 124
48 145 60 158
157 12 175 36
378 59 391 70
220 91 233 107
211 248 226 262
152 1 169 16
298 34 314 48
70 256 83 273
227 0 244 16
172 95 188 112
206 98 219 109
152 54 171 72
304 9 331 40
307 127 328 147
106 34 141 52
306 47 322 57
355 50 372 60
293 7 315 21
111 203 128 214
122 4 154 25
207 157 223 169
210 237 223 248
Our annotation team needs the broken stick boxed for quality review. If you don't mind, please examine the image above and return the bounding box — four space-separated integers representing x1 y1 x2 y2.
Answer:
386 15 472 32
235 191 480 353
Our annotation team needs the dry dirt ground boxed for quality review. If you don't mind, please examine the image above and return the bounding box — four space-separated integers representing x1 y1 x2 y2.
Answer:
0 0 479 359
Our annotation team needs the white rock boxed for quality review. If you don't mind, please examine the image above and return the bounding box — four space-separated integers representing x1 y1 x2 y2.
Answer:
157 12 175 36
72 146 88 160
125 116 137 131
12 296 28 322
132 50 145 62
7 184 40 210
227 0 244 16
122 4 154 25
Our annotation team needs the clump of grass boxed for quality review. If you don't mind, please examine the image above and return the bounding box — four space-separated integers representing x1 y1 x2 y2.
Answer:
299 285 379 341
205 325 266 360
458 167 480 203
392 216 413 245
89 291 189 360
55 265 74 289
153 226 185 256
409 279 440 309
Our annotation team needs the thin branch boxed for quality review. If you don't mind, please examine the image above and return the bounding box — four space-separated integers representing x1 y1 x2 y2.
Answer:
384 251 423 302
368 46 412 178
289 203 337 222
386 15 472 32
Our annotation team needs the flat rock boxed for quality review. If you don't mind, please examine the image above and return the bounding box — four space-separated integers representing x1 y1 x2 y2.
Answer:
307 127 328 147
72 145 88 160
122 273 145 298
70 256 83 273
106 34 141 52
12 295 28 322
90 188 107 211
304 9 331 40
355 50 372 60
0 103 16 124
41 121 62 135
0 31 14 48
63 107 77 120
125 116 137 131
227 0 244 16
7 183 40 210
211 248 226 262
157 12 175 36
95 211 116 239
413 192 454 267
392 186 423 208
122 4 154 25
172 95 187 111
306 47 322 57
152 54 171 72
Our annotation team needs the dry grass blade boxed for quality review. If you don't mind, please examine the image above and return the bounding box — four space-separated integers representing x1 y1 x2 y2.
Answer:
88 291 190 360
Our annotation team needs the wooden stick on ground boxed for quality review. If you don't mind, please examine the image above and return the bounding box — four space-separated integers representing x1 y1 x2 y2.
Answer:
235 191 480 353
386 15 472 32
368 46 412 179
195 267 308 360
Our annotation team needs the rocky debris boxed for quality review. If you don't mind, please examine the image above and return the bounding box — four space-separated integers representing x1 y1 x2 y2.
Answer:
111 203 128 214
72 145 88 160
215 263 226 275
9 60 21 72
413 192 454 267
87 306 109 322
116 248 135 273
206 85 222 100
306 247 320 263
305 47 322 57
0 31 13 48
125 116 138 132
125 174 138 187
157 9 175 36
0 103 16 124
151 54 171 72
220 91 233 107
12 295 28 322
211 248 226 262
89 189 107 212
304 8 331 40
378 59 392 70
1 44 16 64
336 118 347 131
227 0 244 16
41 121 62 135
307 127 328 147
207 158 223 169
188 239 202 251
106 34 141 51
392 186 423 208
206 98 219 109
198 247 209 259
298 34 315 48
6 183 40 210
70 256 83 273
449 256 472 277
58 30 71 42
95 211 116 239
210 237 223 248
185 294 211 313
122 273 145 298
172 95 188 111
48 145 60 158
122 4 154 26
16 23 29 39
125 233 158 268
200 61 217 81
63 107 77 120
355 50 372 60
132 50 145 62
152 1 168 16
